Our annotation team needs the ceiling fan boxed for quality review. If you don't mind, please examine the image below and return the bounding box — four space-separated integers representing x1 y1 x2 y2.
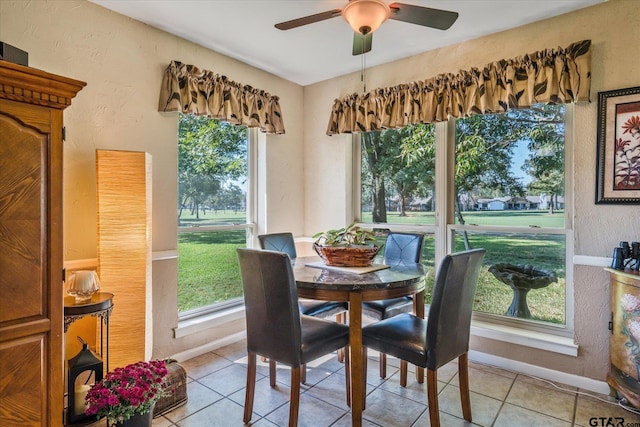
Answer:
274 0 459 55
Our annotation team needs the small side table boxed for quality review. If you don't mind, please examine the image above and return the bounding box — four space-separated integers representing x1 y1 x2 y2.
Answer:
64 292 114 371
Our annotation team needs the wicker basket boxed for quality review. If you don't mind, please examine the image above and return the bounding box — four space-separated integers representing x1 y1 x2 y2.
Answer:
313 242 380 267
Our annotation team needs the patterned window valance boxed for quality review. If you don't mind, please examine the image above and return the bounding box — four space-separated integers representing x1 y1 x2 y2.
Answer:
326 40 591 135
159 60 285 134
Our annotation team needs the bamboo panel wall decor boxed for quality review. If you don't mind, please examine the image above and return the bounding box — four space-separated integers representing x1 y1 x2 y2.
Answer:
96 150 152 369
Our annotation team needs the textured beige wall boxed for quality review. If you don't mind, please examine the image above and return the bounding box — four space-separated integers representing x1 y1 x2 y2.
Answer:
303 0 639 380
1 0 636 379
0 0 304 358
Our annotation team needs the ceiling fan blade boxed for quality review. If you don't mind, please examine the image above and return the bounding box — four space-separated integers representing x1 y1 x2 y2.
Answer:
388 3 458 30
275 9 342 30
352 32 373 56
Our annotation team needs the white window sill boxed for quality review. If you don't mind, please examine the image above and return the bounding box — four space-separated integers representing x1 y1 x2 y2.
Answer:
173 305 245 338
471 320 578 356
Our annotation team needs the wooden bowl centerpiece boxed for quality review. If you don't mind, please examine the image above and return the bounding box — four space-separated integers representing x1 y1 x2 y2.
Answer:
312 224 380 267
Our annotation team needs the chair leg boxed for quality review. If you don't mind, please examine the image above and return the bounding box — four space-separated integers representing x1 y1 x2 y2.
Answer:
458 352 472 422
426 368 440 427
361 347 367 410
243 351 257 423
289 366 301 427
344 346 351 407
301 364 307 384
269 359 277 387
337 313 346 363
379 353 386 378
400 360 408 387
400 361 423 385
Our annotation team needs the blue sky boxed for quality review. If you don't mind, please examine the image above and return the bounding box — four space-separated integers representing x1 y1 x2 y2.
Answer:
511 140 531 185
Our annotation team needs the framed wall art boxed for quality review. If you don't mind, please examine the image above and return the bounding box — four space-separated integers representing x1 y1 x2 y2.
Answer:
596 86 640 204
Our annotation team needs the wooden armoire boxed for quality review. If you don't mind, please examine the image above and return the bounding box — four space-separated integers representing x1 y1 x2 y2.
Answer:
0 60 85 426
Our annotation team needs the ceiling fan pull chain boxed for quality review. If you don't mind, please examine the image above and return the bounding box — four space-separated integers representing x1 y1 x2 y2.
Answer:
361 49 367 93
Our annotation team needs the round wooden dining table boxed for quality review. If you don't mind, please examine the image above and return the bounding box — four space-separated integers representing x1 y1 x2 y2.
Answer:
293 256 427 427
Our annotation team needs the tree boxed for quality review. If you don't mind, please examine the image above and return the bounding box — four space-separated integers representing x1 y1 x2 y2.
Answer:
454 113 527 218
454 107 567 247
361 125 436 223
401 115 527 224
396 124 436 215
220 183 245 213
522 105 566 213
178 114 247 220
361 130 405 222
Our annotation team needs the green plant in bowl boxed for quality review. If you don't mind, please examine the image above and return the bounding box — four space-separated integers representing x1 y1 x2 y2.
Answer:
312 224 380 267
312 223 377 247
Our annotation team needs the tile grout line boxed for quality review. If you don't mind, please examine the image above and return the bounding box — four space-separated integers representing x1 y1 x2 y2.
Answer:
571 390 579 427
489 372 518 427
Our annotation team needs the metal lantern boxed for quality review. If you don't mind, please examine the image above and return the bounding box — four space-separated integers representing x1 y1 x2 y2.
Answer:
67 337 103 424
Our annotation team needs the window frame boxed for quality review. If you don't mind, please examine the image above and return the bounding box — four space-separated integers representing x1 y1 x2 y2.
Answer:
177 126 258 321
353 105 574 337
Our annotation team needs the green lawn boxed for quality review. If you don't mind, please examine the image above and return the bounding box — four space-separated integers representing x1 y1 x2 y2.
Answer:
361 209 564 228
179 209 246 227
178 210 566 325
178 229 245 312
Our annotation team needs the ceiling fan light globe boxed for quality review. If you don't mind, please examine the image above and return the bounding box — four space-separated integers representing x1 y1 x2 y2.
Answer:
342 0 390 35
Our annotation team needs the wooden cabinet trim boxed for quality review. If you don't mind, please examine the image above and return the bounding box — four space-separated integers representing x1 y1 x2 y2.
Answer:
0 61 85 110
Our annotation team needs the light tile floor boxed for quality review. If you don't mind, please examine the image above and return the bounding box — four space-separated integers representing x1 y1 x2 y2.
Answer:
146 339 640 426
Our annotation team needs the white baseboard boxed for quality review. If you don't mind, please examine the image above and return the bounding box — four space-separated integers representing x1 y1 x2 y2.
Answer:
169 331 246 362
469 350 610 395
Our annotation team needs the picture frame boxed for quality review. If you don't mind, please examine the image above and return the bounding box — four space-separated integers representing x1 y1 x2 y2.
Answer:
596 86 640 204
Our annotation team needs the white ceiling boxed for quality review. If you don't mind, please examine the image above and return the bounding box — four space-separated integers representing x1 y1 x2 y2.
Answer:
89 0 603 86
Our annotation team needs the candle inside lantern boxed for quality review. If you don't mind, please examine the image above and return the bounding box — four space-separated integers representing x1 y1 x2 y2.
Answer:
74 384 91 415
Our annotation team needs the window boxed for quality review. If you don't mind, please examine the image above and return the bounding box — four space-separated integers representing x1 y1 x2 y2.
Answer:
360 125 436 226
453 105 568 329
356 104 571 332
177 113 255 318
357 124 437 293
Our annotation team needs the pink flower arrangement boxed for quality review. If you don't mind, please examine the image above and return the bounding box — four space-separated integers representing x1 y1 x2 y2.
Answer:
85 360 169 423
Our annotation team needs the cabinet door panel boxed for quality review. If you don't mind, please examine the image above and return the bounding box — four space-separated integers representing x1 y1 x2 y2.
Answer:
0 114 46 323
0 335 46 426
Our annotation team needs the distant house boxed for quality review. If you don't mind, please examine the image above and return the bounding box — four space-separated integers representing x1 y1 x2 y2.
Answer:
477 196 513 210
476 195 564 210
409 196 432 211
526 195 541 209
487 199 508 210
